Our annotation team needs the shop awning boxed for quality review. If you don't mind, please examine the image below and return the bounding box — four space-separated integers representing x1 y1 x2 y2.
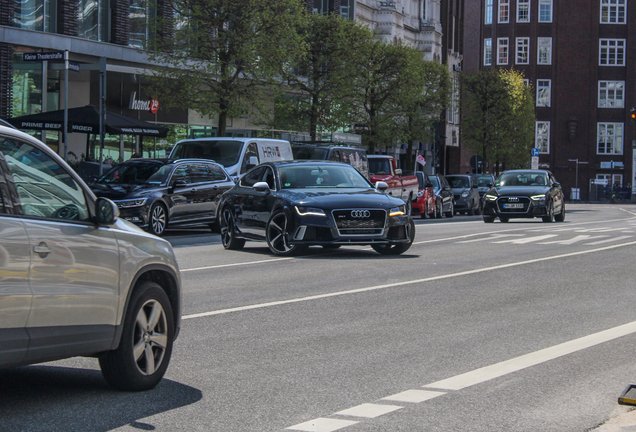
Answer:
7 105 168 137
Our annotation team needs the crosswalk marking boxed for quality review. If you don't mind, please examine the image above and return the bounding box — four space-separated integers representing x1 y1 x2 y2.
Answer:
585 235 633 245
492 234 558 244
456 234 524 243
286 418 358 431
538 235 608 245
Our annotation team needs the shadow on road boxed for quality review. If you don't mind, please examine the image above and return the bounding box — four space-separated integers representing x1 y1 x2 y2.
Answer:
0 366 202 432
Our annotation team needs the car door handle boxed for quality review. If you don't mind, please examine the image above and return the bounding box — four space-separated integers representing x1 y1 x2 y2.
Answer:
33 242 52 256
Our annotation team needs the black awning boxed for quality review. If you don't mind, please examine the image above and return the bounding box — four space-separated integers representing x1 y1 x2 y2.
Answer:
7 105 168 137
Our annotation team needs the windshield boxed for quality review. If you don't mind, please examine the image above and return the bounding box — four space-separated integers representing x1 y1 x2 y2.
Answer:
97 162 170 185
170 140 244 167
429 176 440 190
446 176 470 188
292 147 329 160
496 172 548 187
368 159 391 175
475 176 494 187
279 165 371 189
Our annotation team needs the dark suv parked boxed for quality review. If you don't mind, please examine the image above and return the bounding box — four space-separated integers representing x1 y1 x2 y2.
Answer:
91 158 235 235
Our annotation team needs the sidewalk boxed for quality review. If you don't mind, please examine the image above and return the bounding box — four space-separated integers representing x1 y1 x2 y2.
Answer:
591 407 636 431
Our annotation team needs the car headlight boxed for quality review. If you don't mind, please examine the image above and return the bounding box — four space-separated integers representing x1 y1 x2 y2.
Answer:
389 205 406 217
485 194 498 201
531 195 546 202
461 191 469 198
417 190 425 197
116 198 148 208
295 206 326 216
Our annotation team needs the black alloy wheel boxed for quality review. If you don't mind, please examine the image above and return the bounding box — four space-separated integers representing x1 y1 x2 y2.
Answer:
220 207 246 250
371 219 415 255
266 210 307 256
99 281 174 391
421 202 428 219
148 203 168 236
434 201 442 219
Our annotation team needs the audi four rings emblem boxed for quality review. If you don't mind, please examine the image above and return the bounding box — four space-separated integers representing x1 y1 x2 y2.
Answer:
351 210 371 218
508 197 519 202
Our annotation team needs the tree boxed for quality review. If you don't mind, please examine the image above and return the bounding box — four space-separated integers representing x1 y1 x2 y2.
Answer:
461 69 535 175
147 0 306 136
396 53 451 169
273 13 375 141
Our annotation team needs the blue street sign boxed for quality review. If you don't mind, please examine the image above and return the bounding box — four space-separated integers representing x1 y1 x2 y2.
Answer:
23 51 65 62
531 148 540 157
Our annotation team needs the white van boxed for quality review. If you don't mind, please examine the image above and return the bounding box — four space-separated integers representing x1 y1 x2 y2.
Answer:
169 137 293 179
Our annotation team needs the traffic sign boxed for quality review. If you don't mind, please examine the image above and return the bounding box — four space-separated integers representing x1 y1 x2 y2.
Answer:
531 148 540 157
531 156 539 170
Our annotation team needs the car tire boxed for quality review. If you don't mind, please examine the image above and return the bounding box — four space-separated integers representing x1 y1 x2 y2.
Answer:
266 210 307 256
434 201 442 219
468 203 475 216
555 202 566 222
371 219 415 255
147 203 168 236
499 216 509 223
483 216 495 223
99 281 174 391
406 198 413 216
421 203 428 219
220 207 246 250
542 203 555 223
445 201 454 218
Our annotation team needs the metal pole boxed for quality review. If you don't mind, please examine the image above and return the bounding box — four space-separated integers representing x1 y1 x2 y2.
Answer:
63 50 69 161
99 57 106 176
41 60 47 144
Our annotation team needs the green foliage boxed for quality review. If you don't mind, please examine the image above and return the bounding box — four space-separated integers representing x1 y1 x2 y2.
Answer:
273 13 375 141
146 0 306 136
461 69 535 173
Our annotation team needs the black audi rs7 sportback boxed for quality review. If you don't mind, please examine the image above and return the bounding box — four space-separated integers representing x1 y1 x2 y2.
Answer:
218 160 416 256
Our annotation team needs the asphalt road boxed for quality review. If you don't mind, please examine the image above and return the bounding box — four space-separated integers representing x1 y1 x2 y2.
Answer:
2 204 636 432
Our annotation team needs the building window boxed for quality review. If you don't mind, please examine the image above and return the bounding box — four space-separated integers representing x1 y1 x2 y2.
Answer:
516 37 529 64
14 0 57 32
340 0 352 19
539 0 552 22
536 80 551 107
598 81 625 108
596 174 623 187
485 0 493 24
536 121 550 153
499 0 510 22
538 37 552 65
517 0 530 22
78 0 109 41
597 123 623 154
129 0 157 49
484 39 493 65
599 39 625 66
523 79 530 87
497 38 509 65
600 0 626 24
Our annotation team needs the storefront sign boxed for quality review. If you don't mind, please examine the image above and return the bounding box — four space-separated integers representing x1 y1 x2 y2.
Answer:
332 132 362 145
129 92 159 113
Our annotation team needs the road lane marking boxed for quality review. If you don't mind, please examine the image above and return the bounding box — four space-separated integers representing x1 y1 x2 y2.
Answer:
381 389 446 403
335 403 402 418
423 320 636 391
456 234 524 243
585 235 633 245
181 257 293 272
286 418 358 431
538 235 607 245
492 234 558 244
182 240 636 320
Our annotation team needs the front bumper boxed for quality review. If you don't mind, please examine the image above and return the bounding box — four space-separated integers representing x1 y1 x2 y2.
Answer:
453 196 473 211
483 196 548 218
117 206 150 227
288 208 413 246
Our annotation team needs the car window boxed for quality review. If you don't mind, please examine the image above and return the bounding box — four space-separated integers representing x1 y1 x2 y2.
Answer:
263 167 275 189
447 176 469 188
240 143 258 174
188 163 212 183
0 137 90 221
207 164 228 181
171 165 188 184
240 166 265 187
368 159 391 175
98 161 168 185
279 165 370 189
329 150 340 161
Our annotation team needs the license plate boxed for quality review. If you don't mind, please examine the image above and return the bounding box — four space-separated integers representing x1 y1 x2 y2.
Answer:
503 203 524 209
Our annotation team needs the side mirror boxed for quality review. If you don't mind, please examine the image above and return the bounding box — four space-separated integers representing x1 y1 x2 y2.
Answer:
95 197 119 225
395 168 403 176
375 181 389 192
253 181 271 193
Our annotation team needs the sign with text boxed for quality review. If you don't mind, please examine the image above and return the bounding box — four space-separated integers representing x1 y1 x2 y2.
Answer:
23 51 65 62
531 156 539 170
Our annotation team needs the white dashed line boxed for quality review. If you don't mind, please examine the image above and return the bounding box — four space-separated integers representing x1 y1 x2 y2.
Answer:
335 403 403 418
286 418 358 431
585 235 633 245
381 389 446 403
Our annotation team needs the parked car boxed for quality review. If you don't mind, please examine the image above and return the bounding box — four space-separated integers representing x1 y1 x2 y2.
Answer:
473 173 496 211
413 171 435 219
367 155 419 213
482 169 565 223
218 161 416 256
429 174 455 218
445 174 481 215
0 124 182 391
169 137 293 180
292 144 369 178
91 158 235 236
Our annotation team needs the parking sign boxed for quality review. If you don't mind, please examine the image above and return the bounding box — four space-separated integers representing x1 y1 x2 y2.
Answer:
531 148 540 157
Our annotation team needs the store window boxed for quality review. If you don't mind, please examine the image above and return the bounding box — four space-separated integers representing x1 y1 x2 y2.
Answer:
14 0 57 32
77 0 109 41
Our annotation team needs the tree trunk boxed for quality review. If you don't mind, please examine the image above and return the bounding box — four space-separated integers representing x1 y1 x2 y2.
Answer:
405 115 414 170
310 93 319 141
218 109 228 137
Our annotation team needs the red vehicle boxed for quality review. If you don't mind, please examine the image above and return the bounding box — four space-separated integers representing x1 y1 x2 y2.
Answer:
412 171 436 218
368 155 419 213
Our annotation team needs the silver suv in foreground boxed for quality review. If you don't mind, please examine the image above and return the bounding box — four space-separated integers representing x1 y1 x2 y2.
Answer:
0 125 181 391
